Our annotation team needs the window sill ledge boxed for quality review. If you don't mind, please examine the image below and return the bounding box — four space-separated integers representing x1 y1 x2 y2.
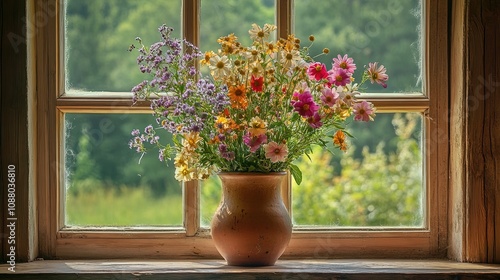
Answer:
2 259 500 279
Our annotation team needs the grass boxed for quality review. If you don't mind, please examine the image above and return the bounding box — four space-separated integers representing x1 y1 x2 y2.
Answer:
66 187 183 226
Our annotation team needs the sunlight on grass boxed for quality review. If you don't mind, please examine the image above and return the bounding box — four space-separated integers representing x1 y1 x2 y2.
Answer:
66 187 183 226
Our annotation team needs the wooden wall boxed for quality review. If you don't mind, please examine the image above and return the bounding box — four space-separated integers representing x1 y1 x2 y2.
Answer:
449 0 500 263
1 0 32 262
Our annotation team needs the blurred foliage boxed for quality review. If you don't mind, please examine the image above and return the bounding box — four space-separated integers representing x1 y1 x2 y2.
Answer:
64 0 423 227
292 113 422 226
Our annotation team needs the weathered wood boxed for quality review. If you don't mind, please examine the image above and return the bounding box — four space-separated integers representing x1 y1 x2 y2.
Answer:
450 0 500 263
449 0 467 262
1 259 500 280
1 0 31 262
482 0 500 263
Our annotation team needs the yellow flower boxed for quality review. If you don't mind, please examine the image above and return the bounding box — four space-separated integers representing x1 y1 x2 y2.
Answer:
201 51 215 65
175 165 195 181
247 116 267 137
183 132 201 151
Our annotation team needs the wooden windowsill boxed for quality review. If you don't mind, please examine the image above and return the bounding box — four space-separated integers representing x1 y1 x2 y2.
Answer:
1 259 500 279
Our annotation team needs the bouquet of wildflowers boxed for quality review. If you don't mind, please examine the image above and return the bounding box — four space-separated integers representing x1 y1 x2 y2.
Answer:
129 23 388 184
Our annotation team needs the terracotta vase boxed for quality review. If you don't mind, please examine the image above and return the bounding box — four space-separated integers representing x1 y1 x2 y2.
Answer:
210 172 292 266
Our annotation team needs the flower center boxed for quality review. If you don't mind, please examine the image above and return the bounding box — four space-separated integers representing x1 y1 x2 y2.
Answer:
258 31 265 38
359 109 365 114
340 62 347 69
303 104 310 110
315 65 322 71
274 148 281 154
216 61 225 69
235 89 244 96
372 73 378 80
336 75 343 82
286 53 293 60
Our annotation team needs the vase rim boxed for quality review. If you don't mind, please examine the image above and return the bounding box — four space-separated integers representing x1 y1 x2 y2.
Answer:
217 171 287 176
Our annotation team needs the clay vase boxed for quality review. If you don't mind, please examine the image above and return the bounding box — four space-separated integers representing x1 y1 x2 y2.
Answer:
210 172 292 266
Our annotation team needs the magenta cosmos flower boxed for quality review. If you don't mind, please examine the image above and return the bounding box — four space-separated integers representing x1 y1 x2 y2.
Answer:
307 112 323 128
307 62 328 81
333 54 357 75
292 92 319 117
367 62 389 88
264 141 288 163
243 132 268 153
327 68 350 87
353 101 376 122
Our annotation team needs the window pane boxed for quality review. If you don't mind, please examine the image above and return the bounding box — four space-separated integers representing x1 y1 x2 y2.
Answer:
294 0 422 93
199 0 275 227
64 113 182 227
64 0 182 93
292 113 424 227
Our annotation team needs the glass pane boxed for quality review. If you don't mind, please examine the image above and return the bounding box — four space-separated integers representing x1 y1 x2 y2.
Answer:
64 113 182 226
294 0 422 93
199 0 276 227
64 0 182 93
292 113 424 227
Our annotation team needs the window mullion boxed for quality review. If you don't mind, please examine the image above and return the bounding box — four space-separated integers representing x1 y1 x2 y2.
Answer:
182 0 201 236
276 0 293 214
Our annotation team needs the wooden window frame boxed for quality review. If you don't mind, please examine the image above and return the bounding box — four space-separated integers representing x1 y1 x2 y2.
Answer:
32 0 449 260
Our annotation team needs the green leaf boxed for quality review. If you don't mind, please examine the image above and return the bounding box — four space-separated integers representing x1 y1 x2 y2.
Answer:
289 164 302 185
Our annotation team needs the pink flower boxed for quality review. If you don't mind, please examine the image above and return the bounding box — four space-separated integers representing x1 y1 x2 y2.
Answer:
367 62 389 88
307 62 328 81
333 54 357 74
243 132 268 152
327 68 350 87
307 112 323 128
264 141 288 163
320 87 339 107
353 101 376 122
292 92 319 117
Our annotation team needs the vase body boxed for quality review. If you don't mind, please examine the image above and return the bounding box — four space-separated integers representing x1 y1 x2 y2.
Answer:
210 172 292 266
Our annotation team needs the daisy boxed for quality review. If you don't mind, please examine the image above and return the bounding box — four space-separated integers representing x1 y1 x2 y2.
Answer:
333 54 356 74
367 62 389 88
248 23 276 41
280 49 301 69
209 55 231 80
353 101 376 122
264 141 288 163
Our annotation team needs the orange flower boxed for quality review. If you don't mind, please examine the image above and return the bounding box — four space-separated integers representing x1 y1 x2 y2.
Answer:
228 84 248 109
333 130 348 152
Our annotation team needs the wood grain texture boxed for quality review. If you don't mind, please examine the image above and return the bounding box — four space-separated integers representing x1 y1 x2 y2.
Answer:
449 0 467 261
1 0 30 262
450 0 500 263
1 259 500 280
